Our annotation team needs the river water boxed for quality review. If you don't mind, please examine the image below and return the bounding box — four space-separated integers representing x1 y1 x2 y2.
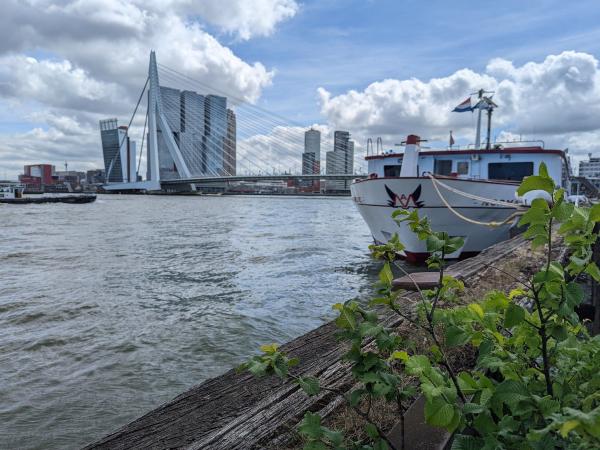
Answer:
0 194 384 449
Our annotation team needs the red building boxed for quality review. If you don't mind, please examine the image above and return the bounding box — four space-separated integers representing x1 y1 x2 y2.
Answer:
19 164 55 189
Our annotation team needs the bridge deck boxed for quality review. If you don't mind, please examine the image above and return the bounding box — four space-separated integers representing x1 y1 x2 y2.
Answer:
161 174 366 184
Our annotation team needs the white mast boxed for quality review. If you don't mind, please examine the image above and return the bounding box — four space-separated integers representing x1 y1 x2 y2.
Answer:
474 89 483 149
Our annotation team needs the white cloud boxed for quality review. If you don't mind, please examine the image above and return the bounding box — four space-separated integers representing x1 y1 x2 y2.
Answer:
0 0 280 178
318 51 600 158
192 0 299 40
0 54 126 112
0 116 102 177
239 125 308 173
237 123 368 175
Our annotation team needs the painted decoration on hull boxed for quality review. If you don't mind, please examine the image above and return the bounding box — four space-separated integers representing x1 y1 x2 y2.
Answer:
385 184 424 208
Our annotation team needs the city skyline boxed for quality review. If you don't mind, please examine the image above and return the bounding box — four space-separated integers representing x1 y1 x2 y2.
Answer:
3 1 600 178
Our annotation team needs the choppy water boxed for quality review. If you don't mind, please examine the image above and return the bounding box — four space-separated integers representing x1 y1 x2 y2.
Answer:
0 194 382 449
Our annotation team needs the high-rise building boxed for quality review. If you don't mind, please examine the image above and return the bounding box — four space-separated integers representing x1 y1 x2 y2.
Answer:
204 95 227 175
99 118 136 183
156 86 181 180
180 90 205 176
302 128 321 174
224 108 237 176
145 84 235 181
302 128 321 191
326 130 354 190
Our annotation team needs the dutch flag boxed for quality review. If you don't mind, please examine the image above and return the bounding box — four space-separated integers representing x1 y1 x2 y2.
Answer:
452 97 473 113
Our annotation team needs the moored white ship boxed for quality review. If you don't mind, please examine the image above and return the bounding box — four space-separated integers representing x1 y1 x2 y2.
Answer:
351 134 569 263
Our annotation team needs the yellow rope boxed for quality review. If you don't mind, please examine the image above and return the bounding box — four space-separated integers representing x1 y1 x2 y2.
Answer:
427 173 525 227
427 174 519 208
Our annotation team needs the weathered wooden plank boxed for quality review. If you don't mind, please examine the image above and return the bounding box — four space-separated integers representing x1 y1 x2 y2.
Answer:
392 271 459 291
85 235 527 450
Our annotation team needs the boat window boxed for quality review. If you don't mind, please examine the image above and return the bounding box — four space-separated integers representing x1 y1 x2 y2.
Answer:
434 160 452 176
457 161 469 175
488 162 534 181
384 165 402 177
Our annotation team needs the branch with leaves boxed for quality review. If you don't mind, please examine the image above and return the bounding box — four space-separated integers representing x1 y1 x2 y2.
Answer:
241 163 600 450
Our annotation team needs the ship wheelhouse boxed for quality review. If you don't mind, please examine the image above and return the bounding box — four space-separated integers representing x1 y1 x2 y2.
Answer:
364 144 567 188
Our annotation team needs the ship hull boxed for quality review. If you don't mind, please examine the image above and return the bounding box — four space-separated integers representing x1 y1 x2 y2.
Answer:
351 177 519 262
0 195 96 204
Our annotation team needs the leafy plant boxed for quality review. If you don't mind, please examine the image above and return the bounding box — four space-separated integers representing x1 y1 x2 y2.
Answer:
242 163 600 450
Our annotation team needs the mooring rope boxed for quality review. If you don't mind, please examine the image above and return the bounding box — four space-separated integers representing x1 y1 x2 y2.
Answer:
427 173 525 227
427 174 519 208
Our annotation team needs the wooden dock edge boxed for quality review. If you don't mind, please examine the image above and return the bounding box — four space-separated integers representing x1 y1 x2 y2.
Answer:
84 235 528 450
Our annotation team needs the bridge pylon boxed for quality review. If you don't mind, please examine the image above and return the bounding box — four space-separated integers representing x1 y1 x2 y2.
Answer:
147 50 194 188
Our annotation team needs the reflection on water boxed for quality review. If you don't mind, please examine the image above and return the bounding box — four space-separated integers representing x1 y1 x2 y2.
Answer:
0 194 383 449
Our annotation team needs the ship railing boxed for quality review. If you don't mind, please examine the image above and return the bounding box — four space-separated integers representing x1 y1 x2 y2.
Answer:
365 138 546 156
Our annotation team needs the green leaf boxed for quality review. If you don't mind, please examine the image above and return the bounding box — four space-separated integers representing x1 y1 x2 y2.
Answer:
468 303 484 320
304 441 327 450
333 303 357 330
560 419 580 437
348 389 366 406
445 325 470 347
457 372 479 395
365 422 379 439
260 343 279 354
379 262 394 286
494 380 529 405
585 262 600 283
539 161 549 178
359 322 383 337
519 202 549 226
369 297 391 307
445 236 465 254
373 439 389 450
565 281 584 307
405 355 431 375
451 434 484 450
462 402 485 414
429 344 443 362
299 412 323 439
245 359 269 377
426 234 445 252
389 350 409 362
552 200 574 221
473 411 497 434
517 175 555 196
322 428 344 447
590 204 600 222
297 376 320 396
504 302 526 328
425 397 455 427
273 356 289 378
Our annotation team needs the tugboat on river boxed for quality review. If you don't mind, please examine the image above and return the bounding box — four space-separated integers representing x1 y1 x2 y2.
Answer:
0 184 96 204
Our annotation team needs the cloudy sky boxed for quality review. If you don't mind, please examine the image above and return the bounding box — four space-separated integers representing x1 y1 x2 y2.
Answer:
1 0 600 179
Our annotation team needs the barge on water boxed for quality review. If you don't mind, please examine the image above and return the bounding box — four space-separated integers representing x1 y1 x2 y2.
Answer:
0 185 96 204
351 92 570 263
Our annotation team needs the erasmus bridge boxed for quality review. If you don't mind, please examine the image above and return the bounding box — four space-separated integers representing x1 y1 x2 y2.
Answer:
102 51 365 193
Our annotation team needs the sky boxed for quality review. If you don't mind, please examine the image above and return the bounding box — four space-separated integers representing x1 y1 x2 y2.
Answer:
1 0 600 179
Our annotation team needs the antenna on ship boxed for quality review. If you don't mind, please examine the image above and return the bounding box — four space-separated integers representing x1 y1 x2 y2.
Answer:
471 89 496 149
